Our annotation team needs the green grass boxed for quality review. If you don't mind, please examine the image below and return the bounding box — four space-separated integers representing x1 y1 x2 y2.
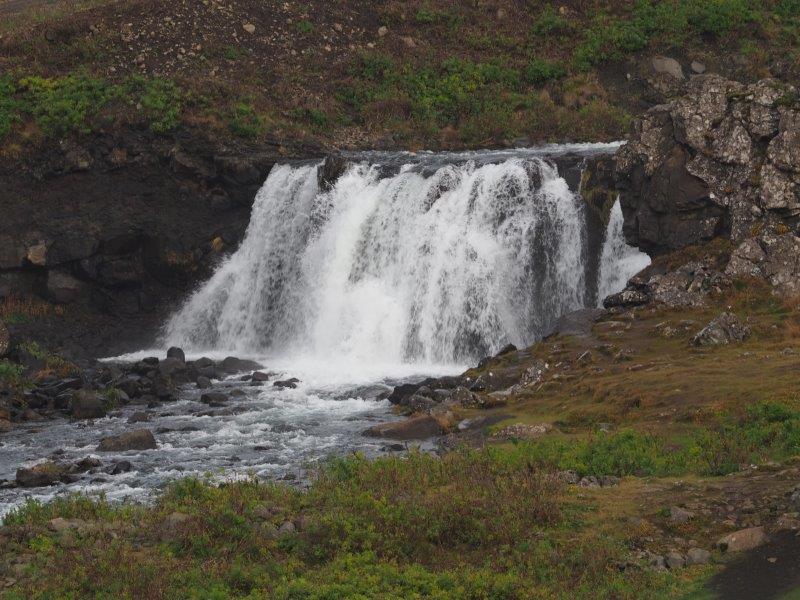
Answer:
228 101 268 138
0 359 24 385
516 400 800 478
0 449 695 599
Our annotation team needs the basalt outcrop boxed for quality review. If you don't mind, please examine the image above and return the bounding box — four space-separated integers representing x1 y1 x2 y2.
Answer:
615 75 800 256
0 128 321 356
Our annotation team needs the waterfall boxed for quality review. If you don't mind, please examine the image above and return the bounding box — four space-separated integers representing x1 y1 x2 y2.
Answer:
597 199 652 306
165 148 645 365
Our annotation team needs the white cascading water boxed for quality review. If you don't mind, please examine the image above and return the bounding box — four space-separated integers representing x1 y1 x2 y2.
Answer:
597 199 652 305
166 150 646 367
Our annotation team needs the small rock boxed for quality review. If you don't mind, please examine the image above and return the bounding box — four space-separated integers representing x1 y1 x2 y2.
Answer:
652 56 684 80
160 512 190 541
200 392 228 406
364 414 443 440
243 23 256 34
377 26 388 37
251 371 270 382
686 548 711 565
716 526 767 553
691 61 707 74
16 462 68 487
273 378 300 389
665 551 686 569
692 312 750 346
277 521 295 536
105 460 133 475
71 390 106 420
670 506 696 524
97 429 157 452
196 376 212 389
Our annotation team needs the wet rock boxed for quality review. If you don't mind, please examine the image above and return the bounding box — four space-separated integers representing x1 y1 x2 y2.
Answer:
318 154 353 190
692 312 750 346
200 392 228 406
364 414 443 440
716 526 768 553
251 371 270 382
70 456 101 473
166 347 186 363
97 429 157 452
158 357 187 379
71 390 106 420
105 460 133 475
273 378 300 389
127 411 150 423
220 356 263 374
46 271 85 304
16 462 68 487
196 376 212 389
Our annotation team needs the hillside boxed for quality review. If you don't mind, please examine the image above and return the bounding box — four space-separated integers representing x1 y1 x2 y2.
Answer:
1 0 799 154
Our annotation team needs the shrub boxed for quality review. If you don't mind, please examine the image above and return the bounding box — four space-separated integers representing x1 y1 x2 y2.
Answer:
228 102 268 138
124 76 183 133
531 6 572 37
524 58 566 85
0 74 19 140
18 74 112 136
0 359 24 384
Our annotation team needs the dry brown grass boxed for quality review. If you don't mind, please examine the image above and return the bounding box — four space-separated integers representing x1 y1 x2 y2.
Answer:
0 294 65 322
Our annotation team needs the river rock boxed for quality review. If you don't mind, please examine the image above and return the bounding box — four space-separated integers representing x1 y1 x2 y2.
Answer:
692 312 750 346
97 429 157 451
200 392 228 406
652 56 684 80
716 526 767 553
196 376 212 389
273 378 299 389
16 461 68 487
166 347 186 363
71 390 106 419
220 356 262 374
364 414 443 440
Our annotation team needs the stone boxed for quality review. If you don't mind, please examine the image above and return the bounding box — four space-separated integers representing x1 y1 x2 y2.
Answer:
200 392 228 406
127 412 150 423
105 460 133 475
364 414 443 440
251 371 270 382
196 376 212 389
726 234 800 298
652 56 684 80
97 429 157 452
158 357 186 379
71 390 106 420
220 356 262 374
603 289 650 309
691 61 706 74
273 378 300 389
16 462 68 487
686 548 711 565
166 347 186 363
670 506 695 524
493 423 552 440
46 271 85 304
277 521 296 536
243 23 256 34
716 526 768 553
692 312 750 346
378 26 388 37
664 551 686 570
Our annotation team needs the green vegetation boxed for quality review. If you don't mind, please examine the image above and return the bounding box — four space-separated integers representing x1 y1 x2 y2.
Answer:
228 101 269 138
488 401 800 479
0 359 24 385
1 449 695 599
296 20 314 34
0 74 184 140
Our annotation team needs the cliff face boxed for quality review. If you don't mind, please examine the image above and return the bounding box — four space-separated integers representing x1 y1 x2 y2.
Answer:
615 75 800 256
0 129 320 356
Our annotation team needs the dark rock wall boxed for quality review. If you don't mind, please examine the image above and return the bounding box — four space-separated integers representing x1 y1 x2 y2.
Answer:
0 128 322 356
615 75 800 256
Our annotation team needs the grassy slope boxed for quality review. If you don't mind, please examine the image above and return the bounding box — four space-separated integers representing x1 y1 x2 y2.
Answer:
0 0 799 154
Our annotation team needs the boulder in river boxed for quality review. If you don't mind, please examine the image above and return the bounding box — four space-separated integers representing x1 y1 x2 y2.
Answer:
97 429 157 452
71 390 106 420
166 346 186 363
273 378 300 389
220 356 263 374
16 461 69 487
200 392 228 406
